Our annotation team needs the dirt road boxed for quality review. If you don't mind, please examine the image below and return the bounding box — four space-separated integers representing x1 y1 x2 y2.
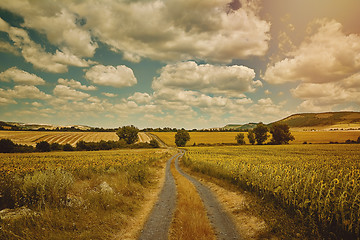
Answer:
139 150 241 239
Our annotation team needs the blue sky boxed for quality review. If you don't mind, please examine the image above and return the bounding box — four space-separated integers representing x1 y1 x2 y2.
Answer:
0 0 360 129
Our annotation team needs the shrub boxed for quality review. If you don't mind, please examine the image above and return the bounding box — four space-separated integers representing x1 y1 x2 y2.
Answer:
149 139 159 148
0 139 15 153
36 141 51 152
50 142 62 151
235 133 245 145
63 144 74 151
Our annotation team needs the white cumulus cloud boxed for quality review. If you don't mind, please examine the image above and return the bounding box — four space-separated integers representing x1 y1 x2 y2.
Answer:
0 67 45 85
53 85 90 101
58 78 97 91
85 65 137 88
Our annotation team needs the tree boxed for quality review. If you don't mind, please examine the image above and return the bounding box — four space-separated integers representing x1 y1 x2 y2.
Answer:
0 139 15 153
357 136 360 144
36 141 51 152
116 126 139 144
235 133 245 145
270 123 295 145
149 139 159 148
247 130 255 145
63 143 74 151
175 129 190 147
253 123 269 145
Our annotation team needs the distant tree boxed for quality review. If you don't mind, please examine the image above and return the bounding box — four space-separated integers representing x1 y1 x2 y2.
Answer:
235 133 245 145
175 129 190 147
116 126 139 144
149 139 159 148
270 123 295 144
357 136 360 144
63 143 74 151
0 139 15 153
247 130 255 145
36 141 51 152
253 123 269 145
50 142 62 151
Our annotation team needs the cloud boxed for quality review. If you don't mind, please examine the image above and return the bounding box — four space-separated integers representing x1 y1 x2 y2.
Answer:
0 85 51 100
102 92 118 98
0 41 19 55
58 78 97 91
0 67 45 85
128 92 152 104
152 61 261 97
53 85 90 101
0 97 17 105
0 17 94 73
85 64 137 88
263 19 360 84
67 0 269 63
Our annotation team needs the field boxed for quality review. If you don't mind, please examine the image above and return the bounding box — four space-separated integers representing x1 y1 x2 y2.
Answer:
0 131 118 146
0 148 174 239
183 144 360 238
152 131 360 146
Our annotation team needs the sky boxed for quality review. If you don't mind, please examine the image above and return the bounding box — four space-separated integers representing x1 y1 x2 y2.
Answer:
0 0 360 129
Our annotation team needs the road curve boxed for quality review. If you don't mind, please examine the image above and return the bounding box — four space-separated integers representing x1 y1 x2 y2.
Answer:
175 150 242 240
138 152 179 240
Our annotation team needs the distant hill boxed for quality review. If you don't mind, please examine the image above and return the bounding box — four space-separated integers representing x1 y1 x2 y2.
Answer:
270 111 360 130
224 112 360 131
223 123 258 130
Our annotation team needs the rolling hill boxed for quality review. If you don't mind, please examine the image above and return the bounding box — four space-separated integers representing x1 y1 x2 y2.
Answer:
224 112 360 131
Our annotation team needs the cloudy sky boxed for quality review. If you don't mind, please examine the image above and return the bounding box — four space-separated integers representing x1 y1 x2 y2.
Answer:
0 0 359 129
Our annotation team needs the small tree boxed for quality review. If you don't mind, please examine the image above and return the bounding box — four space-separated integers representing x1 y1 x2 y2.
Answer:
247 130 255 145
0 139 15 153
116 126 139 144
270 123 295 144
175 129 190 147
36 141 51 152
253 123 268 145
235 133 245 145
149 139 159 148
63 143 74 151
357 136 360 144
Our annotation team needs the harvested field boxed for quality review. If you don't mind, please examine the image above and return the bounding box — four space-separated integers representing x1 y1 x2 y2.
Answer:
0 131 118 146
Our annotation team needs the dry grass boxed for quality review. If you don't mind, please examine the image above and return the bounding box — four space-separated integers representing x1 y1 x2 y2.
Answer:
152 131 360 146
169 158 215 240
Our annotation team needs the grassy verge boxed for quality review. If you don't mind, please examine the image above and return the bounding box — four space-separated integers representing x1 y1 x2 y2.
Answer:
0 149 174 239
169 157 215 240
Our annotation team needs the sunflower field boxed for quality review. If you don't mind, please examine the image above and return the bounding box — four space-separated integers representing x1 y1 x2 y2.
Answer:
183 144 360 238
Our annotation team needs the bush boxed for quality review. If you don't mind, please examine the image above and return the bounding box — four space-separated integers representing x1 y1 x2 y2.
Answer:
149 139 159 148
0 139 15 153
63 144 74 151
36 141 51 152
235 133 245 145
50 142 62 151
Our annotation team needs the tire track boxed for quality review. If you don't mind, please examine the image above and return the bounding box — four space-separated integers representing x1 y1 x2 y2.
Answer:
138 153 179 240
174 150 241 240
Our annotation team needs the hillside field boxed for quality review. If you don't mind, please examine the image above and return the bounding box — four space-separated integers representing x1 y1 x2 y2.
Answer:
0 131 118 146
152 131 360 146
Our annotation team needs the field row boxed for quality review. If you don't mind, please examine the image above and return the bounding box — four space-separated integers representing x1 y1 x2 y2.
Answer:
183 145 360 237
0 131 119 146
153 131 360 146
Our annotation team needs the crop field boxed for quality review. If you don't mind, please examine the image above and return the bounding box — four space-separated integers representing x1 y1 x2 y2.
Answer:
0 131 118 146
152 131 360 146
183 144 360 237
0 148 174 239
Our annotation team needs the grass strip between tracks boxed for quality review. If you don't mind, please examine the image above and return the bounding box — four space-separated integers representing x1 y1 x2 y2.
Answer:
169 154 216 240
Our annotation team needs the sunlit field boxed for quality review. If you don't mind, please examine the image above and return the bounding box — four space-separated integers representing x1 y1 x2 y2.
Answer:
0 131 118 146
0 148 174 239
152 131 360 146
183 144 360 238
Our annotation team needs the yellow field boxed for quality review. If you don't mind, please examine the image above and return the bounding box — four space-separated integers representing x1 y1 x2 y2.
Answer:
183 144 360 237
0 131 118 146
152 131 360 146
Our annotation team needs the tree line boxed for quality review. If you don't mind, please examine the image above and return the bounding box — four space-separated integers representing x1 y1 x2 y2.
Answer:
0 126 159 153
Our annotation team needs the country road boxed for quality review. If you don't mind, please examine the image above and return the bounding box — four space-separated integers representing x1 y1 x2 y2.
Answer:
139 148 241 240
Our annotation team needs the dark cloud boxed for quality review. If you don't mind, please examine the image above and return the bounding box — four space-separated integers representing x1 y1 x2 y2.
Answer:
227 0 241 14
